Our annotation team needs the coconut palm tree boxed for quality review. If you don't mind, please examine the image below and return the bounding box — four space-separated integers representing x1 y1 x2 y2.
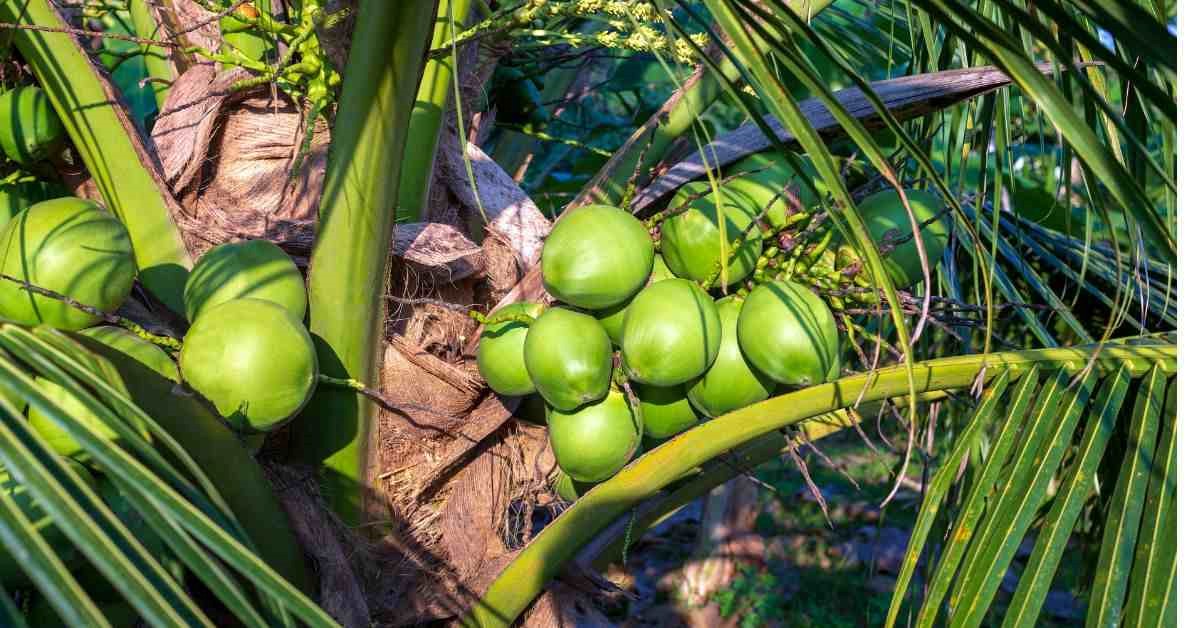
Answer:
0 0 1175 626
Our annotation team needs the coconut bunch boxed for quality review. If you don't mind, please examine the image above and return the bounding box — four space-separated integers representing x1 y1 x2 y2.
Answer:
0 176 318 452
476 158 951 495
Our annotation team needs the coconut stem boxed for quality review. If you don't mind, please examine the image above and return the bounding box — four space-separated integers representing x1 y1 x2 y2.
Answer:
287 1 437 526
469 310 537 327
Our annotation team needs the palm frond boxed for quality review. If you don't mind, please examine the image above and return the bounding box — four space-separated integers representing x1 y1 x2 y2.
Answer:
468 339 1176 626
0 323 336 627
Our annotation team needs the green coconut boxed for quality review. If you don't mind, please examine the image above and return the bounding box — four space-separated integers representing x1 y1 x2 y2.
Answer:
541 204 654 309
687 296 776 417
661 181 763 285
0 86 66 166
547 387 641 483
594 254 676 345
848 188 950 288
184 239 308 322
0 458 96 584
523 307 612 411
478 301 544 396
621 278 721 387
718 150 820 228
635 383 699 440
78 326 178 382
0 179 68 232
179 298 318 432
0 198 135 330
737 280 840 387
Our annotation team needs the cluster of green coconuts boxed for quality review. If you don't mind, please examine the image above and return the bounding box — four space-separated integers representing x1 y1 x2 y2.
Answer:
0 192 318 443
0 197 316 597
478 163 949 497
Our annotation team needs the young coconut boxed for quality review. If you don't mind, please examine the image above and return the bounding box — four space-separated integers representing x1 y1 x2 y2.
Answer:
0 198 135 330
179 298 318 433
523 307 612 411
541 204 654 309
842 188 949 288
660 181 763 285
634 383 699 440
621 278 721 387
593 254 675 345
78 326 179 382
737 280 840 387
547 387 642 483
184 239 308 322
688 296 776 417
477 301 545 396
716 150 868 229
0 86 66 166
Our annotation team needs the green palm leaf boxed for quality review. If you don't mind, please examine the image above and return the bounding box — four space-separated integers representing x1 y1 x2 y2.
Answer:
1001 366 1132 628
0 323 336 626
1086 364 1168 626
1123 378 1177 628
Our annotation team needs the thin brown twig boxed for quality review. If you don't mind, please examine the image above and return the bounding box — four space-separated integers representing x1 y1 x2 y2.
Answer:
0 273 182 350
784 427 832 528
0 20 179 47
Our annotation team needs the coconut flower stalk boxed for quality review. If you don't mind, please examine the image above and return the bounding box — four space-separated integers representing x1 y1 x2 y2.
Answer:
0 0 193 314
288 2 438 525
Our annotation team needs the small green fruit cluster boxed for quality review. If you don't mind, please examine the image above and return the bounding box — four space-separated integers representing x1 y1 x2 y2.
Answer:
179 240 316 434
0 195 316 451
477 204 844 492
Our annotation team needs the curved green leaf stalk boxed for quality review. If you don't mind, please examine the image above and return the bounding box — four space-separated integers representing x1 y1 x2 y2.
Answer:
0 0 193 314
464 341 1175 626
396 0 471 223
288 1 438 526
